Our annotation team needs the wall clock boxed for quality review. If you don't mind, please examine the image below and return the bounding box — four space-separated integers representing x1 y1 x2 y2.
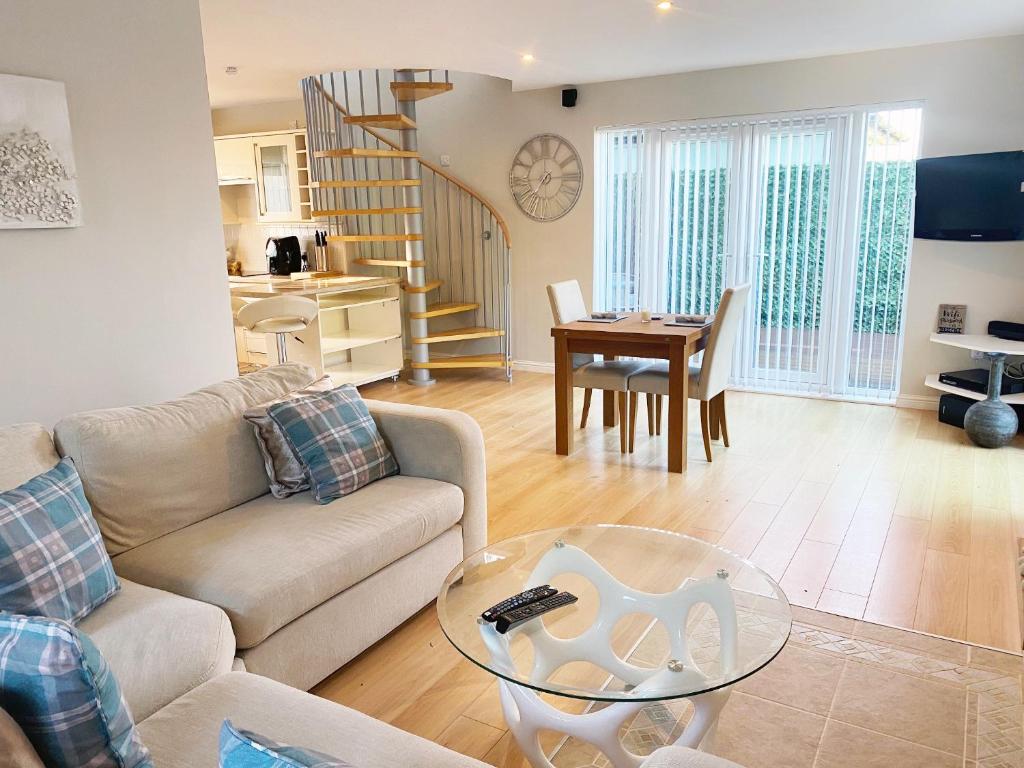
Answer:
509 133 583 222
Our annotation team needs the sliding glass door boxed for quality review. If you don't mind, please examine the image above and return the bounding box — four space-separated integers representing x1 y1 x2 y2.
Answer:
593 104 921 402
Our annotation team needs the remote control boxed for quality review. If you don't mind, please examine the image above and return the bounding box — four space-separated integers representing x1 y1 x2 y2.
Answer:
480 585 557 622
494 591 578 634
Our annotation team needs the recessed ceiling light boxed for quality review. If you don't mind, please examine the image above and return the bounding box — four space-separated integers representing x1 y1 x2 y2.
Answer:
521 53 535 63
225 66 239 76
656 1 673 9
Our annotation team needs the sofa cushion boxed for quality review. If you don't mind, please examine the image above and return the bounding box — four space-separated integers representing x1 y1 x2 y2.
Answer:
0 614 152 768
268 385 398 504
53 363 317 555
0 458 120 624
0 423 59 493
137 672 487 768
640 747 743 768
113 475 464 649
79 579 235 721
243 375 336 499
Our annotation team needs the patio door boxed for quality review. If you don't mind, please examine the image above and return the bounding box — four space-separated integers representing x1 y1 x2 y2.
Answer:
594 105 921 402
734 115 847 393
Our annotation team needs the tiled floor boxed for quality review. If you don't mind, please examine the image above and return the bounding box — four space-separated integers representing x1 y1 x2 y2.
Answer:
550 607 1023 768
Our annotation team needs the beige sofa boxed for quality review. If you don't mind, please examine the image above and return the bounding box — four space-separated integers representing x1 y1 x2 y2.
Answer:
51 363 487 691
0 368 738 768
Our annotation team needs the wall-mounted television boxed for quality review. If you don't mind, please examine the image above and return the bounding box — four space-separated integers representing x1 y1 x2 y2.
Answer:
914 150 1024 241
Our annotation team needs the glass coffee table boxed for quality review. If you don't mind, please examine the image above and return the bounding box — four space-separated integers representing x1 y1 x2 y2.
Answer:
437 525 791 768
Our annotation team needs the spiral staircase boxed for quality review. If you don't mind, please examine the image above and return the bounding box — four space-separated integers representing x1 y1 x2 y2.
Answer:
301 69 511 386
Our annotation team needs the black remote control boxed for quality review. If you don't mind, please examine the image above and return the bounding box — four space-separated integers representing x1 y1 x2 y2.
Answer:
480 585 557 622
494 591 578 634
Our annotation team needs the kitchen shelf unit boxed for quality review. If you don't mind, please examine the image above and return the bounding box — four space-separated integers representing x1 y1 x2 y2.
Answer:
316 281 403 385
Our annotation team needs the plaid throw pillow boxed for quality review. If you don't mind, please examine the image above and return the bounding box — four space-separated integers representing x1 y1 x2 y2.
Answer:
244 375 337 499
219 720 351 767
0 614 152 768
268 385 398 504
0 458 119 623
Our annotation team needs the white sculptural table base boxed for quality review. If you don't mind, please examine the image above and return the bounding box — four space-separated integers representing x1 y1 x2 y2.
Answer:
478 542 740 768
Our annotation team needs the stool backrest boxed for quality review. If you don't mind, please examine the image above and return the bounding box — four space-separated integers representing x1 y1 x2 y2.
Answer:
236 295 318 332
699 283 751 401
546 280 595 369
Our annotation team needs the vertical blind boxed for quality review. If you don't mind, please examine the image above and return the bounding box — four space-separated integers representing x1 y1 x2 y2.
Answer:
593 105 921 402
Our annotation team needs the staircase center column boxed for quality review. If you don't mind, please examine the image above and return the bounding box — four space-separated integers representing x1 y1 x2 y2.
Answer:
395 70 435 386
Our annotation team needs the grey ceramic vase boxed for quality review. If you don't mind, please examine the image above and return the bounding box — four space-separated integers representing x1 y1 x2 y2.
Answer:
963 354 1019 449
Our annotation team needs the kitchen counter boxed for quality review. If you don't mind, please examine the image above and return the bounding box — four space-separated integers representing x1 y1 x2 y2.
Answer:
229 274 401 299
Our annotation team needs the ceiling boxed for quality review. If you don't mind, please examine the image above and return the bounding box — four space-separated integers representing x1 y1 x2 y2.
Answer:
201 0 1024 108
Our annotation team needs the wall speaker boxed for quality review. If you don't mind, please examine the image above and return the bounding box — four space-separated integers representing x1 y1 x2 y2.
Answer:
561 88 578 108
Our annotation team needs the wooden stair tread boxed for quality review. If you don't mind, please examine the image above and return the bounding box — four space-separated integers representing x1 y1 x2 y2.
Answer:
328 234 423 243
412 326 505 344
410 301 479 319
390 81 453 102
402 279 443 294
315 147 419 159
313 179 420 189
344 114 417 131
354 258 425 268
411 354 505 369
313 207 422 217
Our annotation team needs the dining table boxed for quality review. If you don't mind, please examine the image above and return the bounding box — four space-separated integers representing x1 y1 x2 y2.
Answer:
551 313 711 473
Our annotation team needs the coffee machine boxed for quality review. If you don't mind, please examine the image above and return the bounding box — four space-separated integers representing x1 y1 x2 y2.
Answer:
266 236 303 276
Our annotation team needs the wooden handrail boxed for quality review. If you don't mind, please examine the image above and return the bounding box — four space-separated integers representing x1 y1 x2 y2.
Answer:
310 78 511 246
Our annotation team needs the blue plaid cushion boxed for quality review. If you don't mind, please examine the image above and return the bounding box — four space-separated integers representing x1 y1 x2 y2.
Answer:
0 458 119 623
219 720 351 767
0 614 152 768
268 386 398 504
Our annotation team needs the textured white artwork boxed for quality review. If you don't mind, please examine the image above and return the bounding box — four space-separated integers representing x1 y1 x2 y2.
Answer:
0 74 81 228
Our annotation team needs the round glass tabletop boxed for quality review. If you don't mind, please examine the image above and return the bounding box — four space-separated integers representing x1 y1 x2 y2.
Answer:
437 525 792 703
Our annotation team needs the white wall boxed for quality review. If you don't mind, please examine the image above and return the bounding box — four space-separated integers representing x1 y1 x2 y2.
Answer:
410 36 1024 400
0 0 236 426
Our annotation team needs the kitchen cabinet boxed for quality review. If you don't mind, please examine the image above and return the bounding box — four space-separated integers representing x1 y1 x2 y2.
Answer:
213 137 257 184
214 130 311 223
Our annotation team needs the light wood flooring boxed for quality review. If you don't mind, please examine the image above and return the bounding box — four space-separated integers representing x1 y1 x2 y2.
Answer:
313 368 1024 765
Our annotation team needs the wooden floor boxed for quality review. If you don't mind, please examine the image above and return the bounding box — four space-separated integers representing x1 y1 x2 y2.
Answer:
313 368 1024 764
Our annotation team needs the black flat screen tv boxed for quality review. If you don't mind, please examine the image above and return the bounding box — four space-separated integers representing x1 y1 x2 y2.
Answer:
914 150 1024 241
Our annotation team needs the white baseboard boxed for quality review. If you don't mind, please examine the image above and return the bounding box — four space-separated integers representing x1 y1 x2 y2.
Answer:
511 361 942 412
513 359 555 374
895 393 940 411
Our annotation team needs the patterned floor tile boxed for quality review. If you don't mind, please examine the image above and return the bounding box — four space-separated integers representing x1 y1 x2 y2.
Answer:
547 609 1024 768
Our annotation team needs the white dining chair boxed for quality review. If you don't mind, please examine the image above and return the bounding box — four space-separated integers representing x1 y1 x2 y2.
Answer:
546 280 649 454
626 284 751 461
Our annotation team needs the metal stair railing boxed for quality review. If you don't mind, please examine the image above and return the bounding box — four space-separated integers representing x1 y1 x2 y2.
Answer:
302 69 512 382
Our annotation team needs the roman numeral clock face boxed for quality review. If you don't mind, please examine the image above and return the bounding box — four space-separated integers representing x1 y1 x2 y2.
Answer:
509 133 583 222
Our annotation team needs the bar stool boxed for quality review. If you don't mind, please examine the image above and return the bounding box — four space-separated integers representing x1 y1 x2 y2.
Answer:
236 295 318 364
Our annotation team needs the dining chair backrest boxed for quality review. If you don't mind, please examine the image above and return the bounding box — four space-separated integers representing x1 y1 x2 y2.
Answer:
546 280 595 370
698 283 751 401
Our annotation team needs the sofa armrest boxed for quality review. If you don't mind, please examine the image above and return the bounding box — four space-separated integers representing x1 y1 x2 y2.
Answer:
365 399 487 556
640 747 743 768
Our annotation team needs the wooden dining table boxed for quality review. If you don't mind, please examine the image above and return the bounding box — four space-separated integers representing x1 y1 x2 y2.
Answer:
551 314 711 473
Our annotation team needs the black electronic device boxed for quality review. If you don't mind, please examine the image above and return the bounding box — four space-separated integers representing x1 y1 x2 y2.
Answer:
494 591 578 634
939 393 1024 434
989 320 1024 343
938 393 973 429
561 88 578 108
938 368 1024 396
914 150 1024 241
480 585 557 623
266 235 303 276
